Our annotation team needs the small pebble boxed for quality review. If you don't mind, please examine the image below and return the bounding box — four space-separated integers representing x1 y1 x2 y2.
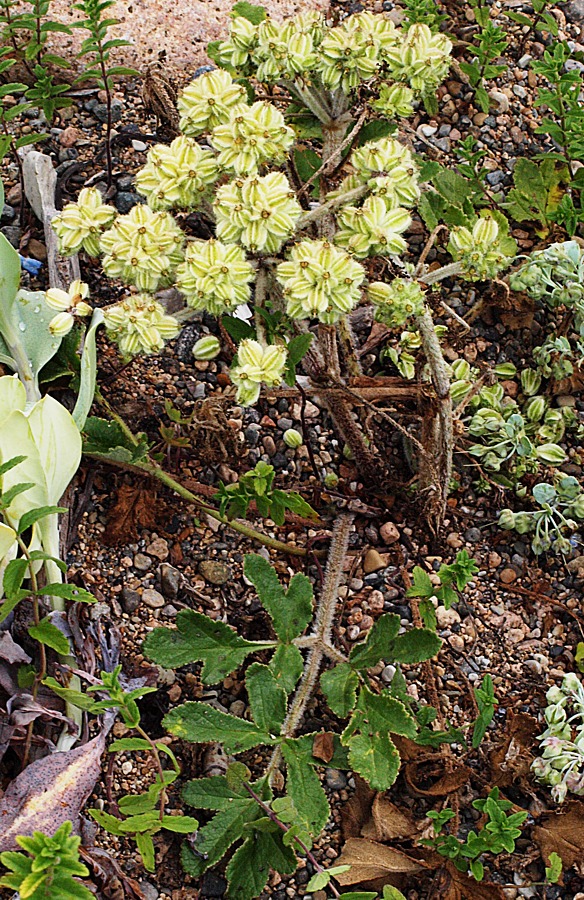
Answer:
142 588 165 609
500 568 518 584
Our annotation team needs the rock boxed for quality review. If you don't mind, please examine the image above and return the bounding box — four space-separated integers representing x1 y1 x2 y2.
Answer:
146 537 169 560
199 559 231 585
1 225 20 248
59 125 81 147
567 555 584 575
446 532 463 549
159 563 181 597
1 204 15 224
121 587 141 613
200 872 227 898
488 551 502 568
500 568 517 584
94 99 123 123
139 883 159 900
115 191 139 213
381 664 396 683
6 184 21 205
133 552 152 572
436 606 461 628
564 0 584 24
488 89 510 113
142 588 165 609
380 521 400 545
363 549 385 574
325 769 347 790
464 527 481 543
27 238 47 261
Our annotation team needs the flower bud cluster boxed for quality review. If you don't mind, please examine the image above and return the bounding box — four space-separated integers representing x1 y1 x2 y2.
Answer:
499 475 584 555
532 673 584 802
384 24 452 95
350 138 421 208
319 12 394 92
175 240 254 315
177 69 247 135
448 216 516 282
99 205 184 293
52 187 116 257
252 12 324 82
372 82 415 118
214 172 301 253
45 280 92 337
509 241 584 317
276 239 365 323
368 278 425 328
335 196 411 258
103 294 180 357
210 101 295 174
135 135 219 210
230 339 288 406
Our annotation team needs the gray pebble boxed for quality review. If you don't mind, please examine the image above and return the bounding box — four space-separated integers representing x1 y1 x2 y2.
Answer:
1 204 15 224
486 170 505 186
1 225 20 247
162 604 178 618
117 174 134 191
139 883 159 900
245 424 261 447
465 527 482 543
200 872 227 898
325 768 347 790
122 587 141 614
438 124 451 137
134 553 152 572
277 417 294 431
142 588 165 609
434 137 451 153
159 562 182 597
513 84 527 99
94 99 123 123
382 664 396 684
115 191 139 214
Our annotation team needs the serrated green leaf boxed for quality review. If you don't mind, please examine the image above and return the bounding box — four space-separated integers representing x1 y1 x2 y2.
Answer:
28 618 69 654
348 731 401 791
17 505 67 535
282 740 330 834
144 609 266 682
320 664 359 717
246 663 287 734
2 557 30 601
164 702 276 753
82 416 150 464
89 809 125 836
243 555 313 641
406 567 434 599
109 738 152 753
231 1 266 24
226 830 297 900
349 614 401 670
40 583 96 603
357 119 395 145
43 676 104 711
269 643 303 694
390 628 442 664
181 797 259 877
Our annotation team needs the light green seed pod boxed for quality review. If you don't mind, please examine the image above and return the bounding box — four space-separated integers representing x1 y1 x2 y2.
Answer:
324 472 339 488
192 335 221 360
283 428 303 448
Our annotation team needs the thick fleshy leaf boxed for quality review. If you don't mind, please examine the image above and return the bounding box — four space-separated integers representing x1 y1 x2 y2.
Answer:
0 375 26 425
27 395 82 505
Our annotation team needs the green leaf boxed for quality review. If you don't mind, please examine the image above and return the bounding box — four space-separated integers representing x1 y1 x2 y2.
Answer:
135 831 155 872
348 731 401 791
40 582 96 603
0 481 35 509
89 809 126 836
231 1 267 24
43 676 104 711
433 169 474 205
0 455 26 477
390 628 442 664
243 554 313 641
226 830 297 900
406 567 434 599
161 815 199 833
269 643 303 694
144 609 266 682
221 315 256 343
286 333 313 368
246 662 287 734
17 505 67 535
545 851 562 884
109 737 152 753
73 308 104 430
357 119 395 145
2 557 30 601
83 416 150 464
106 65 140 76
294 148 321 191
164 701 276 753
28 618 69 654
349 614 401 670
282 740 330 834
320 664 359 717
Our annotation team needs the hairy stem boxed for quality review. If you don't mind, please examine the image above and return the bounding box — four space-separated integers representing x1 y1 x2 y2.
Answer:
268 514 353 780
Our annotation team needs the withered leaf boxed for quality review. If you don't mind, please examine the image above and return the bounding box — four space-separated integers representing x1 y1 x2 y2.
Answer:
104 482 158 545
361 794 419 843
489 711 538 787
0 630 31 664
404 760 471 796
313 732 335 763
341 776 375 840
532 800 584 869
0 721 109 851
431 862 506 900
334 838 425 887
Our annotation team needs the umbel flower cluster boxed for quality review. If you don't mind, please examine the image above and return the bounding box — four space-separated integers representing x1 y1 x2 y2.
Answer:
532 673 584 802
50 5 488 404
509 241 584 333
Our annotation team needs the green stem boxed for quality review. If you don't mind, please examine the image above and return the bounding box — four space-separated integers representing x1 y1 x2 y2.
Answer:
296 185 369 231
418 261 463 285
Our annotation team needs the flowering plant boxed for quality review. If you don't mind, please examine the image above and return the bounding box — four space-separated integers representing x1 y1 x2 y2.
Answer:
532 673 584 802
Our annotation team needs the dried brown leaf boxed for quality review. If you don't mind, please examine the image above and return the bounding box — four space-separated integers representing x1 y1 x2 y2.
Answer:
0 631 31 664
489 711 538 787
0 721 110 851
532 800 584 869
312 732 335 763
334 837 425 887
361 794 420 842
404 760 471 796
430 862 506 900
104 483 158 545
341 775 375 839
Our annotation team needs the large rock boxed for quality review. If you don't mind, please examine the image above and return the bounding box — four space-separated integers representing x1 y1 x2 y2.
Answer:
18 0 329 74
